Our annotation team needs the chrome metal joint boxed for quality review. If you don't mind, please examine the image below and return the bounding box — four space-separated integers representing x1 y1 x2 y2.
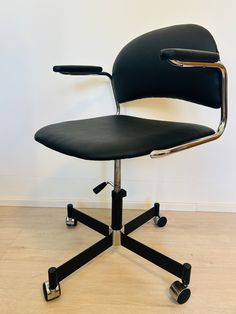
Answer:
43 281 61 301
150 60 228 159
66 217 76 227
112 230 121 246
106 181 114 188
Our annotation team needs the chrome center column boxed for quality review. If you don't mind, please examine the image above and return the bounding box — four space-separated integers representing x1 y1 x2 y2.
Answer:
112 159 126 245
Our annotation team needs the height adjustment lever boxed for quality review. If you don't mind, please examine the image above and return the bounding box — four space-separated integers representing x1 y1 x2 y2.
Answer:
93 181 114 194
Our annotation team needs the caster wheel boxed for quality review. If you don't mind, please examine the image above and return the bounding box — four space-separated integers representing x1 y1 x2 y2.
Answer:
43 281 61 301
66 216 77 227
153 216 167 227
169 280 191 304
66 204 77 227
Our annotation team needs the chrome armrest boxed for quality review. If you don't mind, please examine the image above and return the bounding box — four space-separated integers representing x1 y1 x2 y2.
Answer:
150 60 228 158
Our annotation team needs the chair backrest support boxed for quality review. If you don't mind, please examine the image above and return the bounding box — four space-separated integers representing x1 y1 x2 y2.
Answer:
112 24 222 109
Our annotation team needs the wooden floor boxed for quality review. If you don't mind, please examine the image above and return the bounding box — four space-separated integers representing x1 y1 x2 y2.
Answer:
0 206 236 314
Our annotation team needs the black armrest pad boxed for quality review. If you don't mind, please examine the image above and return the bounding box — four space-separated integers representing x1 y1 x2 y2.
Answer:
53 65 103 75
160 48 220 63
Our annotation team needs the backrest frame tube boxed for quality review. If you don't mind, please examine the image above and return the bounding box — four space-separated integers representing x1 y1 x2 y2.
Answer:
150 61 228 158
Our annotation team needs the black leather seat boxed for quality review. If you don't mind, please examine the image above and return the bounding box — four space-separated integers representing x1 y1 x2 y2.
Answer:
35 115 214 160
35 24 227 304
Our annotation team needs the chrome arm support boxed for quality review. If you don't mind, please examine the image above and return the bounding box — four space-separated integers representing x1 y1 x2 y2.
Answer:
150 60 228 158
99 72 120 115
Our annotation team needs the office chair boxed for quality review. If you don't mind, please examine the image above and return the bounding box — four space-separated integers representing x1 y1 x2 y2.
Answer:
35 24 227 304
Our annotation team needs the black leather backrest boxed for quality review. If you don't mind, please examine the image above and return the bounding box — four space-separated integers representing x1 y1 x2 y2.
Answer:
112 24 222 108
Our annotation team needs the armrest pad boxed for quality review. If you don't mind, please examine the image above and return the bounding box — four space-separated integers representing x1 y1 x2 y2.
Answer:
160 48 220 63
53 65 103 75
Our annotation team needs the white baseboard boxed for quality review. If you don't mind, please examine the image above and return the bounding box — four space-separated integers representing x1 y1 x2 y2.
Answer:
0 198 235 212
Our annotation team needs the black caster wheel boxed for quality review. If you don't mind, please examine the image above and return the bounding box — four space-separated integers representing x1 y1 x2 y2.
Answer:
43 281 61 301
153 216 167 227
65 216 77 227
66 204 77 227
169 280 191 304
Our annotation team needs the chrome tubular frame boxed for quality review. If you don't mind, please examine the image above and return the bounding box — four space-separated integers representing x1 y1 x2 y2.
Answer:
99 73 121 192
150 60 228 158
99 72 120 115
114 159 121 192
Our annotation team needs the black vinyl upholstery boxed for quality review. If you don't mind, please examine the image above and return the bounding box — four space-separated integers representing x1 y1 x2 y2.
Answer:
35 24 221 161
53 65 103 75
35 115 214 160
112 24 221 108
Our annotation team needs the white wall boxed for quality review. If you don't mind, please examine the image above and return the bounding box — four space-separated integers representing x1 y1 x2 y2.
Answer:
0 0 235 211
